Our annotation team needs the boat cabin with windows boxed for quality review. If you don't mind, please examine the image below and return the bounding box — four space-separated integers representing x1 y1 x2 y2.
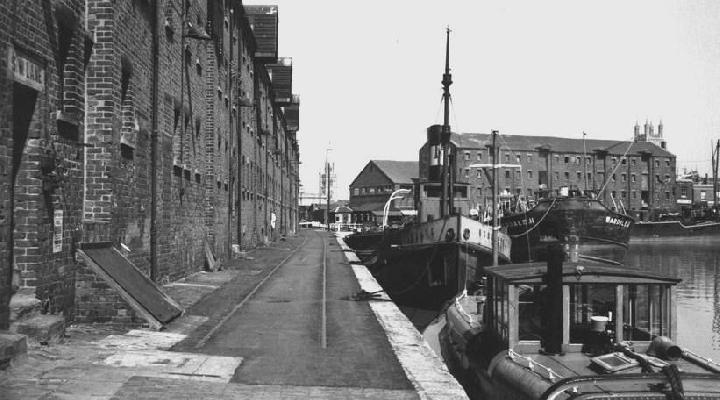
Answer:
484 261 677 354
441 255 720 400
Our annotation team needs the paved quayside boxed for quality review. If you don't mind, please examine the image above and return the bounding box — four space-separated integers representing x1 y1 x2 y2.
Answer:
0 230 466 399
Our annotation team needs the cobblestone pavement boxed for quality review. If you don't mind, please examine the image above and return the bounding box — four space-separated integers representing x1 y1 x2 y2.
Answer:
0 231 467 399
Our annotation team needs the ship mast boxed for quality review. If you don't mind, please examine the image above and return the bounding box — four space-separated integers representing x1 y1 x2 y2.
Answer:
714 139 719 215
440 27 453 217
492 130 499 266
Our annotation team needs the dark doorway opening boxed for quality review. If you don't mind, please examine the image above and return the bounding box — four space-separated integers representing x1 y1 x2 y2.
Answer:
12 82 38 183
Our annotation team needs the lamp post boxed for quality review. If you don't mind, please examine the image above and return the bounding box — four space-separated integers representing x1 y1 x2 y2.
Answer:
383 189 411 228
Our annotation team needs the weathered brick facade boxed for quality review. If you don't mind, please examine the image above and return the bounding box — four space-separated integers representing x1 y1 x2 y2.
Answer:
0 0 89 328
441 131 677 219
0 0 300 328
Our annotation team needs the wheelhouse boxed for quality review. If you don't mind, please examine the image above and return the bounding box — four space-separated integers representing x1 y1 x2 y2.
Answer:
482 261 680 354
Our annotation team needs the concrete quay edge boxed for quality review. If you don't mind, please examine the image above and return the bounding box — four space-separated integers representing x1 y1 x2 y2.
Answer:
335 233 469 400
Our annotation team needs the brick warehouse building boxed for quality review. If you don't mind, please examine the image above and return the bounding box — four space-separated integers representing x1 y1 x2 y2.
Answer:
0 0 300 328
426 122 675 221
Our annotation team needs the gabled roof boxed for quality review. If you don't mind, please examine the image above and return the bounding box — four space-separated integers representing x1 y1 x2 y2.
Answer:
349 160 418 188
452 133 675 158
370 160 418 184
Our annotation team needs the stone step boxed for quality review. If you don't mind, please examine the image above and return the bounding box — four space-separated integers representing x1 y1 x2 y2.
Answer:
12 314 65 344
9 288 42 321
0 332 28 371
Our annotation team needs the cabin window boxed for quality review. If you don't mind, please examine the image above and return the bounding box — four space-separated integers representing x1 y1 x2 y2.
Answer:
476 152 482 160
518 284 546 342
569 284 616 344
493 279 509 340
623 284 669 340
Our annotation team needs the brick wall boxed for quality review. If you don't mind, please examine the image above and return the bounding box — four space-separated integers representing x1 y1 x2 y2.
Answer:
0 0 88 325
1 0 300 328
74 261 142 326
0 0 12 328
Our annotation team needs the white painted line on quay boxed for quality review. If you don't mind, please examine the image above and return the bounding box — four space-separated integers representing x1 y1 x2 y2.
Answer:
335 233 469 400
321 231 328 349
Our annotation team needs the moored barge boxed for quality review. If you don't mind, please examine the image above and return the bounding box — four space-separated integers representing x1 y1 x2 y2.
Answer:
502 188 634 264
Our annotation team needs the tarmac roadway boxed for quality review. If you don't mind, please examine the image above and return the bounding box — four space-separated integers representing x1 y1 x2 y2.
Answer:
172 229 416 393
1 229 467 399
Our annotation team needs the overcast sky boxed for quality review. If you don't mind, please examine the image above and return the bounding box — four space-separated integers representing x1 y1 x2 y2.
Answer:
246 0 720 200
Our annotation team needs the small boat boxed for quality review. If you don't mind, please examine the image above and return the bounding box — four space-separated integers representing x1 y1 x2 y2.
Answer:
502 187 634 264
439 245 720 400
631 218 720 240
631 140 720 240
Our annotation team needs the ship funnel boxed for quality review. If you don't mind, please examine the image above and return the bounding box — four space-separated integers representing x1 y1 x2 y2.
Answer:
543 243 564 355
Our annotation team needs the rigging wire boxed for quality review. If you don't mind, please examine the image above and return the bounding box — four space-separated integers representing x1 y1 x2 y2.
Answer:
449 96 460 134
433 94 443 125
598 140 635 195
497 135 533 257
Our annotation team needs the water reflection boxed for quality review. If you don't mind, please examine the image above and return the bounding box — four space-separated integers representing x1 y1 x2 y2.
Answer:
626 237 720 359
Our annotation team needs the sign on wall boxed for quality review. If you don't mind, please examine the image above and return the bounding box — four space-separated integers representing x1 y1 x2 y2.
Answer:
53 210 63 253
10 46 45 91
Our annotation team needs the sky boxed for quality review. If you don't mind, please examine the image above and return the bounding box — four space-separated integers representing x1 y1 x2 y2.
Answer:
246 0 720 200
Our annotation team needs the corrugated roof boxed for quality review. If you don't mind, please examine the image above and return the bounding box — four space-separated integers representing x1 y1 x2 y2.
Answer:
453 133 674 158
372 160 418 184
244 5 278 62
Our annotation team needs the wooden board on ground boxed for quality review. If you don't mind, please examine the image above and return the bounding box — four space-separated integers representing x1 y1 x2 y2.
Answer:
77 243 183 329
204 240 217 271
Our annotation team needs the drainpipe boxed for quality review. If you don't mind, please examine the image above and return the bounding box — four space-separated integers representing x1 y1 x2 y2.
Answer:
149 0 160 281
236 22 243 249
227 6 233 258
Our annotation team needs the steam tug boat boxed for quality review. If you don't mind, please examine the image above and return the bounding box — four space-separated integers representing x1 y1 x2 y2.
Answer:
502 188 634 264
362 29 512 312
439 245 720 400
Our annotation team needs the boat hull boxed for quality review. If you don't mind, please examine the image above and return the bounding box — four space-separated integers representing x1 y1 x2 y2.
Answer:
630 220 720 240
502 197 633 263
370 216 511 311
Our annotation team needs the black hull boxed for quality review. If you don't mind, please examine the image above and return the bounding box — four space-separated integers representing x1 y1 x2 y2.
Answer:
630 220 720 240
503 196 633 264
343 231 386 251
371 242 496 312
